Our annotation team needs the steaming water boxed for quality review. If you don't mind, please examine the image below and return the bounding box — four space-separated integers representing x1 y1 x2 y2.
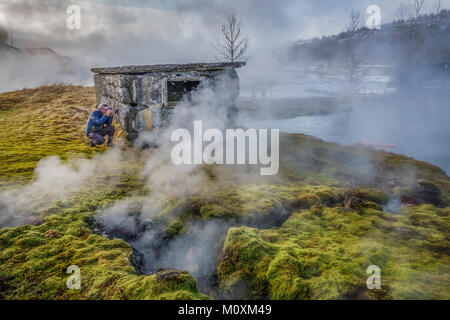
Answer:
241 97 450 175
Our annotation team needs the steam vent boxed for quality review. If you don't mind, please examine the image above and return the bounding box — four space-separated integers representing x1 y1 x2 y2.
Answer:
91 62 245 141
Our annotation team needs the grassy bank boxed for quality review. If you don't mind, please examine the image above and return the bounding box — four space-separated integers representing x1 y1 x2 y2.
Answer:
0 85 129 182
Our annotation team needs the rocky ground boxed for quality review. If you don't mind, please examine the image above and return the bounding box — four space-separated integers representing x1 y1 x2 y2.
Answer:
0 85 448 299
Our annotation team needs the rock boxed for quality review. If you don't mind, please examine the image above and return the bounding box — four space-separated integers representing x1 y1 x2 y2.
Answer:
401 196 425 206
344 193 365 210
412 180 441 205
131 247 146 275
139 218 154 232
44 229 61 238
107 225 138 241
156 268 181 282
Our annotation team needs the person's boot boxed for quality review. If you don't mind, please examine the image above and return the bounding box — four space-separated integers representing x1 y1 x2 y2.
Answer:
89 141 96 147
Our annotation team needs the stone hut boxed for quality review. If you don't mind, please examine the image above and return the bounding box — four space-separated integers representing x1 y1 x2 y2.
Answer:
91 62 245 141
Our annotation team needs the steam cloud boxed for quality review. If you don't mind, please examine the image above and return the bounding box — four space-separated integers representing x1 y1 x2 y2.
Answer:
0 149 124 228
93 77 278 284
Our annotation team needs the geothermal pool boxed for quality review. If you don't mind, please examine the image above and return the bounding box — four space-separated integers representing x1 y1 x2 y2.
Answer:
240 96 450 175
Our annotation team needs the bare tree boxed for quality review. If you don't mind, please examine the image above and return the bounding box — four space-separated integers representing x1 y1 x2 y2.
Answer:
412 0 426 19
397 3 410 21
344 10 362 93
212 14 249 62
345 9 362 33
434 0 441 14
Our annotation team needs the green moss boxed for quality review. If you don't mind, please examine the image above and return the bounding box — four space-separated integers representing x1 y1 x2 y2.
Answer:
297 194 322 208
156 185 350 238
218 204 450 300
218 227 275 299
265 251 309 299
166 217 187 237
0 193 208 300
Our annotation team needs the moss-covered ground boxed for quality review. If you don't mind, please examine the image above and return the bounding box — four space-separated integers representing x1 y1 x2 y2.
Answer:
0 85 448 300
0 190 207 300
218 204 449 299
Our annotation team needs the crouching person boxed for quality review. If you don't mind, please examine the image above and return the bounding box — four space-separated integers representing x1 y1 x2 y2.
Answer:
86 104 116 147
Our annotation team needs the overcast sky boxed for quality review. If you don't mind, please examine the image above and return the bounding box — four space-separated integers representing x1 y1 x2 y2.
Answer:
1 0 449 66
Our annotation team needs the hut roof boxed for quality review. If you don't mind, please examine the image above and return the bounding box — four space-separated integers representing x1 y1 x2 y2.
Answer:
91 62 246 75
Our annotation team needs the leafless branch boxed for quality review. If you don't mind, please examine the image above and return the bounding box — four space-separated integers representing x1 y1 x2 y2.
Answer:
434 0 441 14
212 14 249 62
346 9 362 33
344 9 363 89
397 3 410 21
412 0 426 19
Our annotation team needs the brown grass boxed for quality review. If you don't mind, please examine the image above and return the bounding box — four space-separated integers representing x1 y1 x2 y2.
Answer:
0 85 126 182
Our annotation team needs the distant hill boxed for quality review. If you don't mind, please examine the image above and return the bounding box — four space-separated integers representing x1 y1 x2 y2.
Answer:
288 9 450 65
0 42 90 93
0 42 70 62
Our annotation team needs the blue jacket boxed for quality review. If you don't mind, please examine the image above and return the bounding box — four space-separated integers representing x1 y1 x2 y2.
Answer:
85 108 113 137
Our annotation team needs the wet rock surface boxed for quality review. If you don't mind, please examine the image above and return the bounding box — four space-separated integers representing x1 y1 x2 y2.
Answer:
156 268 181 282
131 248 146 275
401 195 426 206
413 180 442 205
44 229 61 238
344 194 365 210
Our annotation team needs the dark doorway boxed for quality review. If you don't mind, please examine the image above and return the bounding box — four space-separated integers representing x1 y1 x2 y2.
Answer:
167 80 200 102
